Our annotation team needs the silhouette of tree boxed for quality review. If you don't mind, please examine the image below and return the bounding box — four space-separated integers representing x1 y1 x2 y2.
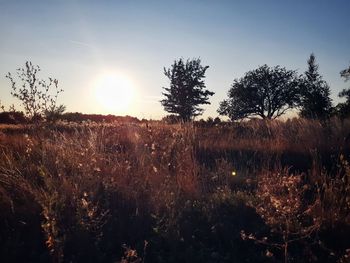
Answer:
218 65 301 121
340 65 350 81
160 58 214 121
45 104 66 122
335 65 350 118
299 53 332 119
6 61 65 122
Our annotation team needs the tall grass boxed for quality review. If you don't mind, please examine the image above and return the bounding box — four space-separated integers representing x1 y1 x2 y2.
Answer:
0 118 349 262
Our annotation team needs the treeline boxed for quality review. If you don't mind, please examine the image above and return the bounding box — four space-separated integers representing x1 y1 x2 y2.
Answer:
0 111 140 124
57 113 140 123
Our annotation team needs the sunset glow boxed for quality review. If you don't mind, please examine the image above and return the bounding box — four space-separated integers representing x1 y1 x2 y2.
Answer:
94 74 134 114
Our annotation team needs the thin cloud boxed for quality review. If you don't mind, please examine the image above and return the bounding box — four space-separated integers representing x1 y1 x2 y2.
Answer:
69 40 95 49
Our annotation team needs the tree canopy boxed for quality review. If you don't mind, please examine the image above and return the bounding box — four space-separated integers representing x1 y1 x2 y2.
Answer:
160 58 214 121
299 53 332 119
218 65 301 121
340 65 350 81
335 65 350 118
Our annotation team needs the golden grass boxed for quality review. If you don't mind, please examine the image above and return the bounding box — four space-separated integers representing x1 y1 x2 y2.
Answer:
0 118 349 262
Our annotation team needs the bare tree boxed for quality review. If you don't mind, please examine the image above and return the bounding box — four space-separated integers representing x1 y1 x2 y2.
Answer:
6 61 64 122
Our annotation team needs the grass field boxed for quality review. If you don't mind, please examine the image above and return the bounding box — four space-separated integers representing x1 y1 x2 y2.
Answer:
0 118 350 262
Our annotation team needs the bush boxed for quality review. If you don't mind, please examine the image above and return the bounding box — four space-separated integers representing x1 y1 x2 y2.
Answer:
0 111 27 124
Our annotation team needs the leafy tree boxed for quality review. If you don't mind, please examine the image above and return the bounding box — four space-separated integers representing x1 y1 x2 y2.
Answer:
160 58 214 121
218 65 301 121
340 65 350 80
335 65 350 118
6 61 65 122
299 53 332 119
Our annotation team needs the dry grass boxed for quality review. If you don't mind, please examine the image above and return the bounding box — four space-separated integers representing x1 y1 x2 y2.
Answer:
198 118 350 153
0 118 349 262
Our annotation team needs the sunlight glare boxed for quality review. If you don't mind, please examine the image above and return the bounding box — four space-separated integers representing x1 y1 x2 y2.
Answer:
94 73 134 114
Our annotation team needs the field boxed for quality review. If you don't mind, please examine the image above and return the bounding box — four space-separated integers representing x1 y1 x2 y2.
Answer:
0 118 350 263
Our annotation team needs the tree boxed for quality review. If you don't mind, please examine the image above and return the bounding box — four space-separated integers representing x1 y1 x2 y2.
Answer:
6 61 65 122
218 65 301 121
160 58 214 121
335 64 350 118
340 65 350 80
299 53 332 119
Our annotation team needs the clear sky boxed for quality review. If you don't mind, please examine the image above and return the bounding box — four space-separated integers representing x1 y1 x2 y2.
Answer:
0 0 349 119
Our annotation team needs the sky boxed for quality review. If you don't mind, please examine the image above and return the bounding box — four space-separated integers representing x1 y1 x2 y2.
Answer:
0 0 349 119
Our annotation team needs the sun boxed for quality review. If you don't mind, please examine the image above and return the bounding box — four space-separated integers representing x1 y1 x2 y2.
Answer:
94 73 134 114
